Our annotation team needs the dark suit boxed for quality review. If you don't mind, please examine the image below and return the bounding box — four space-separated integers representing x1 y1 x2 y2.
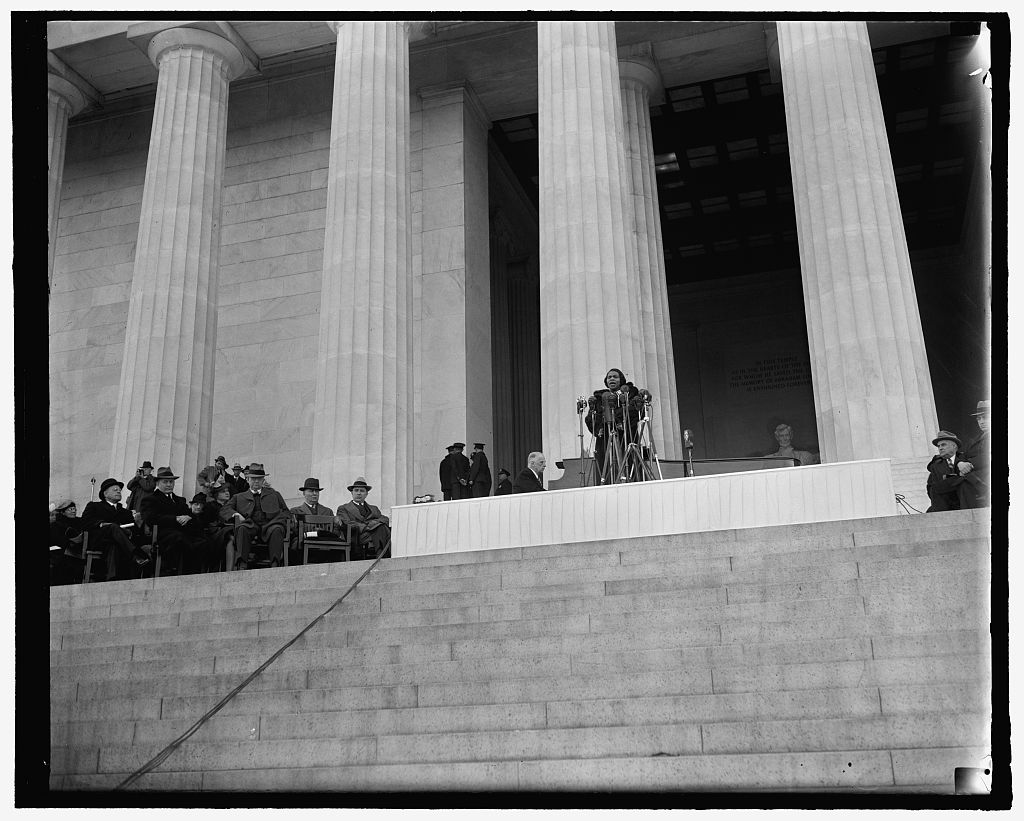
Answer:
495 477 513 496
125 473 156 512
336 500 391 559
926 452 979 512
513 468 545 493
449 451 472 500
439 455 453 500
141 490 198 570
288 502 337 558
961 431 990 507
81 499 142 580
470 451 492 497
220 487 290 563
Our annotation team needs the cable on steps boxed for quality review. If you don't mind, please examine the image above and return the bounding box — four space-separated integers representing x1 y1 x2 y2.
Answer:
894 493 924 514
114 543 390 790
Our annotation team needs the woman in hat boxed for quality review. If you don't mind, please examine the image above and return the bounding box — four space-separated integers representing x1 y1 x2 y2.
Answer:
49 499 85 584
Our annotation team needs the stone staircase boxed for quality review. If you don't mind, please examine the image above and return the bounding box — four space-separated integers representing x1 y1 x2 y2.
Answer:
49 508 991 793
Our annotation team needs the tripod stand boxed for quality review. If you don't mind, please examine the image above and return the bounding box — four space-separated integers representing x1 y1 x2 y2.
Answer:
617 395 663 483
576 397 598 487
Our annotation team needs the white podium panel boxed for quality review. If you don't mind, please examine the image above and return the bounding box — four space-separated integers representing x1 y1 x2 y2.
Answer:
391 459 897 558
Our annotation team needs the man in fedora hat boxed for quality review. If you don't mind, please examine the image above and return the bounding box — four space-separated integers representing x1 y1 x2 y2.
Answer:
225 462 248 496
81 477 151 580
141 467 203 572
336 477 391 560
469 442 492 497
125 460 156 513
219 463 290 568
448 442 472 500
197 456 229 500
925 431 977 512
288 478 336 562
959 400 991 508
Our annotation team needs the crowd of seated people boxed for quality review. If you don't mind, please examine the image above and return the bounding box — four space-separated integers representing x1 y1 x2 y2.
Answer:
49 458 390 584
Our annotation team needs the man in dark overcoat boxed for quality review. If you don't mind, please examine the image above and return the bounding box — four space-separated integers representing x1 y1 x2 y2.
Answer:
449 442 472 500
494 468 513 496
439 445 455 500
81 477 151 580
336 477 391 560
125 460 156 512
219 463 290 568
959 400 991 508
141 466 200 572
469 442 492 497
288 477 338 562
925 431 978 512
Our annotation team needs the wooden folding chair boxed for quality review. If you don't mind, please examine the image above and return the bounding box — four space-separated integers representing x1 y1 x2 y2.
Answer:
294 514 354 564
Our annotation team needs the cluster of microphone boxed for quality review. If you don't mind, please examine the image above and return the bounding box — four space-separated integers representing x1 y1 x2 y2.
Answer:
576 388 653 413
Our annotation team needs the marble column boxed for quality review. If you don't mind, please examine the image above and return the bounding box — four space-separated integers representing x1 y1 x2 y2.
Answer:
311 21 414 513
537 21 646 466
777 21 938 462
47 72 87 296
619 46 683 459
110 28 245 492
413 81 492 498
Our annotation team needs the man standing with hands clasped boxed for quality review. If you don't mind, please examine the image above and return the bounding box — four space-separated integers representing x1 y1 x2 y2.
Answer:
469 442 492 497
336 477 391 560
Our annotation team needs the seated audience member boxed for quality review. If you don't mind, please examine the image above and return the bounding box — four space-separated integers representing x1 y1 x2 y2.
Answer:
926 430 979 512
202 482 235 569
82 478 151 581
49 499 84 585
219 463 290 569
288 477 338 562
126 461 156 512
197 456 229 500
336 477 391 560
141 467 200 572
768 423 819 466
494 468 513 496
226 462 249 495
959 400 991 508
513 452 547 493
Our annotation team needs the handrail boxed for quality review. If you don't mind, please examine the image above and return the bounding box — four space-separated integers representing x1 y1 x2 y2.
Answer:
114 541 389 790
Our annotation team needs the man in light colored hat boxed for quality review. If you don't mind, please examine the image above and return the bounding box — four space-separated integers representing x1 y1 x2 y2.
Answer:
335 477 391 560
959 400 991 507
925 431 975 512
219 463 290 569
197 456 229 500
288 478 336 561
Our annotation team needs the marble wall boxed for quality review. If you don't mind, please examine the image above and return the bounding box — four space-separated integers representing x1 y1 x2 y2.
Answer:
50 108 151 505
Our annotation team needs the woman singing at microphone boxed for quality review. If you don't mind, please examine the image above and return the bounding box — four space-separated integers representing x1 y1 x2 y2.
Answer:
585 368 641 481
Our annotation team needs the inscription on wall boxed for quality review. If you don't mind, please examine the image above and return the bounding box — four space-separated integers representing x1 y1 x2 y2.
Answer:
728 356 812 393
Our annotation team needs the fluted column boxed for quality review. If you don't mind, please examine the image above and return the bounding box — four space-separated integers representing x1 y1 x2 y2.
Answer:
777 21 938 461
110 28 245 492
47 73 87 296
538 21 646 465
311 21 414 513
619 47 683 459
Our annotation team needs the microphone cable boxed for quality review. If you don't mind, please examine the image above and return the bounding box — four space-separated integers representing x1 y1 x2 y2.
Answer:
114 541 390 790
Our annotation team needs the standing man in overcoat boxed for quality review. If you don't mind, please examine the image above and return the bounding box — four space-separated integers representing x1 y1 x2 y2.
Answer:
449 442 472 500
469 442 492 497
439 445 455 500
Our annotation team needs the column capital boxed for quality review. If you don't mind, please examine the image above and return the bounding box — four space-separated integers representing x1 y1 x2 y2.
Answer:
617 42 665 105
144 27 248 81
418 80 490 128
47 52 100 115
327 20 436 41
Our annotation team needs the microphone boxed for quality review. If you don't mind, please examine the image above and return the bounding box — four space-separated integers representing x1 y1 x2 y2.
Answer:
638 388 652 401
